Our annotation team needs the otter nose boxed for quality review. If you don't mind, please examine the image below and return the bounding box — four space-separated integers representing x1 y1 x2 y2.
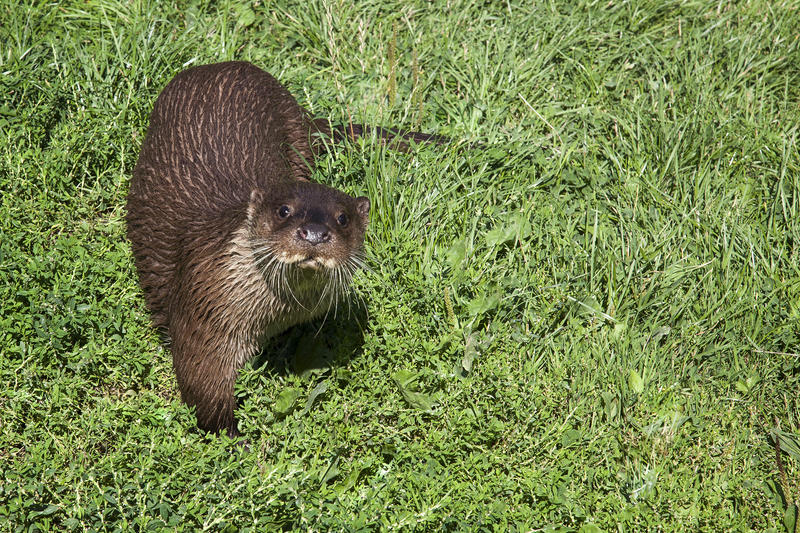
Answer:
298 223 330 245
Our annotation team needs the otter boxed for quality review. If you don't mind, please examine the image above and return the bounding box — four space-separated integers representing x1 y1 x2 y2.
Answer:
127 61 437 437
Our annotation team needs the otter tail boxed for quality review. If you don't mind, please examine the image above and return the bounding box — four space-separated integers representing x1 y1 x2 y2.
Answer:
313 119 449 152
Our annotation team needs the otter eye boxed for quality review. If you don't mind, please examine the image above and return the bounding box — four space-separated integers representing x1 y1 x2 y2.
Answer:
277 205 291 218
337 213 349 226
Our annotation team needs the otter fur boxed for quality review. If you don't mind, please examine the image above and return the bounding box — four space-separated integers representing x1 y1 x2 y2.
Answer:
127 61 378 436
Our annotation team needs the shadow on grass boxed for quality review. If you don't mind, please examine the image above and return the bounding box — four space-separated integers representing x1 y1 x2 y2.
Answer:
252 303 368 378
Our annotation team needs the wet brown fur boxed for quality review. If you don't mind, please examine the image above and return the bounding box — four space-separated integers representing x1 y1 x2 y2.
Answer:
127 61 376 436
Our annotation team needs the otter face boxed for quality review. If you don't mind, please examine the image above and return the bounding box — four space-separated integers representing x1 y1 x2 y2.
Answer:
246 181 369 301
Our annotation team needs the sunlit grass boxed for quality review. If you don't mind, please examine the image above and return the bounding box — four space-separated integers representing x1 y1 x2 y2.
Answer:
1 0 798 529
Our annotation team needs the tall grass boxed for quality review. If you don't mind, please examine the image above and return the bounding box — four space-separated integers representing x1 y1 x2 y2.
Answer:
1 0 798 529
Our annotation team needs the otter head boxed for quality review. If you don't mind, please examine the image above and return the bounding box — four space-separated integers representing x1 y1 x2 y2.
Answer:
246 181 370 302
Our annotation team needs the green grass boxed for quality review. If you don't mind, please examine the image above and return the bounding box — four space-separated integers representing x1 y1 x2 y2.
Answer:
2 0 799 530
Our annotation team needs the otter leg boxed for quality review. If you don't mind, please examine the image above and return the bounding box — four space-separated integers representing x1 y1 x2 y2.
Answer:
164 219 261 437
168 303 251 437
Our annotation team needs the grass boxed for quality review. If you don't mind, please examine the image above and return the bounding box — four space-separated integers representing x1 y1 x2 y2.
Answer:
1 0 799 530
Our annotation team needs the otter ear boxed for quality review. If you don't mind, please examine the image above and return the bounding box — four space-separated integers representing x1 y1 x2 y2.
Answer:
247 189 265 223
355 196 370 223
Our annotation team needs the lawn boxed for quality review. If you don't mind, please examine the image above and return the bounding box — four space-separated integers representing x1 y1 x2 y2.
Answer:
1 0 799 530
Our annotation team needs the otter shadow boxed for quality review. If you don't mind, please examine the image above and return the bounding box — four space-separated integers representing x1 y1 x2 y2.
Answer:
251 303 368 381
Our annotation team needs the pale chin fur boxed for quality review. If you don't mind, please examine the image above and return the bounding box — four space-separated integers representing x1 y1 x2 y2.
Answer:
278 254 339 270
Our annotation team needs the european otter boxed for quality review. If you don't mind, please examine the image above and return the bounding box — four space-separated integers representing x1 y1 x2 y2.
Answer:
127 61 434 437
